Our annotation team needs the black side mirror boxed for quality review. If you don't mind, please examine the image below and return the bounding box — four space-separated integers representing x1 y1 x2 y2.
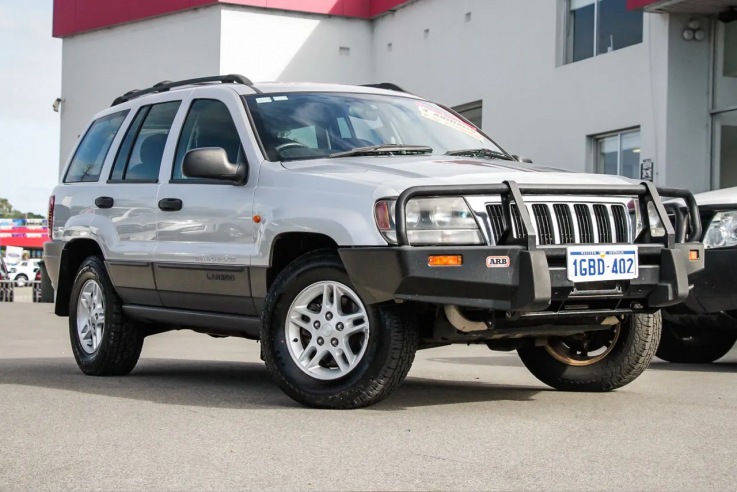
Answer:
182 148 247 185
512 155 533 164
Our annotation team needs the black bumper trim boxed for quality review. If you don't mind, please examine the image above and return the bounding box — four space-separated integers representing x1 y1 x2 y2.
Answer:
340 243 703 312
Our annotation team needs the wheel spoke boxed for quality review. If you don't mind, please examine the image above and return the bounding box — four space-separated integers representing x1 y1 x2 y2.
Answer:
341 319 368 337
289 314 312 331
332 349 349 372
306 348 329 370
298 345 316 364
292 305 317 318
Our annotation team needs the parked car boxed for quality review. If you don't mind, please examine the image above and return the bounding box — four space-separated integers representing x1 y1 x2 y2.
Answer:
659 187 737 363
9 259 41 287
0 258 13 302
44 75 704 408
32 268 42 302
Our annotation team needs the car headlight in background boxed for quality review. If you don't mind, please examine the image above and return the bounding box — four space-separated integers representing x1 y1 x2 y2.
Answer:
375 197 484 245
703 211 737 249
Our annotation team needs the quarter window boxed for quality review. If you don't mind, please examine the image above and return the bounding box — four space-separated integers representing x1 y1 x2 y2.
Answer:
64 111 128 183
565 0 643 64
173 99 244 180
595 129 641 179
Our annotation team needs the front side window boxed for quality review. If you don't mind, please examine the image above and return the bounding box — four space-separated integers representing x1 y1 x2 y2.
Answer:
596 128 641 179
173 99 244 180
566 0 643 64
246 93 506 162
110 101 181 182
64 111 128 183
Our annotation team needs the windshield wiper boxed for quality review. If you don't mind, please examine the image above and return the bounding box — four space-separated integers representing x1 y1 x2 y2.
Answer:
445 148 516 161
330 144 433 158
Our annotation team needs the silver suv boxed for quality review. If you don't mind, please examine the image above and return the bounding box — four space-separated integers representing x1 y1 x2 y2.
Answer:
45 75 704 408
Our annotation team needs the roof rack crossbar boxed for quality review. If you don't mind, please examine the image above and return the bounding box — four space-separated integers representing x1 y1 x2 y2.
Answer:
111 74 255 106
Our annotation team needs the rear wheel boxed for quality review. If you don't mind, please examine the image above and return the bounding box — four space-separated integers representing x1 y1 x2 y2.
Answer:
518 312 661 391
69 256 144 376
261 251 418 409
656 318 737 363
15 274 27 288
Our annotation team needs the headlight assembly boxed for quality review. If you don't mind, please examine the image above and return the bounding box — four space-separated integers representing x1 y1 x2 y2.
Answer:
704 211 737 249
375 197 484 245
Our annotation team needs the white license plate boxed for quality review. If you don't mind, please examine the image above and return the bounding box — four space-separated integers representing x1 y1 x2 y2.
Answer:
566 245 638 282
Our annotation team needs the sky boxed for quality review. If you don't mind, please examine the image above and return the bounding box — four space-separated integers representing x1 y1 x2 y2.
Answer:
0 0 61 216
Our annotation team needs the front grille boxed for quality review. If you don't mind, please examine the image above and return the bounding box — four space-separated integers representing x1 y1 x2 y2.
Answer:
486 202 630 245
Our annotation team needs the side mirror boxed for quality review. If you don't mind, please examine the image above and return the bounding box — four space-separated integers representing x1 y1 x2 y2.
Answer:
182 148 247 185
512 155 533 164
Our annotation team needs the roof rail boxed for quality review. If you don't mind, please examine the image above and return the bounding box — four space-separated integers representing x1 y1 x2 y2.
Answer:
111 74 256 106
362 83 409 93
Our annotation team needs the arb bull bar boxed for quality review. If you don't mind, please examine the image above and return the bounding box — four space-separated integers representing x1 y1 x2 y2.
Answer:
340 181 704 314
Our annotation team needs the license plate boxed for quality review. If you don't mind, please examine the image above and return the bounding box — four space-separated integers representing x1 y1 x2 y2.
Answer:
566 245 638 282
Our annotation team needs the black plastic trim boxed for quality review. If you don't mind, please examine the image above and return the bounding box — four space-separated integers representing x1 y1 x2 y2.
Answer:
106 260 151 267
155 262 245 272
122 305 261 338
112 74 254 106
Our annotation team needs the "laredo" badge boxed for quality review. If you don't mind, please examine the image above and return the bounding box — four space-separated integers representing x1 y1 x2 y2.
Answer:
486 256 510 268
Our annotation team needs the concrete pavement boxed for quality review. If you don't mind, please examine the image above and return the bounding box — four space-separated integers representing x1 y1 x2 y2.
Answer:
1 302 736 491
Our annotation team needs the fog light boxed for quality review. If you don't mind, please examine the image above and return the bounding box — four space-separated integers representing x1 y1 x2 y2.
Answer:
428 255 462 266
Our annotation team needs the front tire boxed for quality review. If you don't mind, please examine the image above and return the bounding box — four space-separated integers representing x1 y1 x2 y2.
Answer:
15 274 27 288
518 312 661 391
69 256 144 376
656 318 737 363
261 251 418 409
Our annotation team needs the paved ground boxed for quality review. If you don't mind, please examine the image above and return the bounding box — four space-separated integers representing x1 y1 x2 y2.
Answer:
1 303 736 491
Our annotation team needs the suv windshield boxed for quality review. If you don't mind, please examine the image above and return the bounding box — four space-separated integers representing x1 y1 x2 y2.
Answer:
245 92 508 162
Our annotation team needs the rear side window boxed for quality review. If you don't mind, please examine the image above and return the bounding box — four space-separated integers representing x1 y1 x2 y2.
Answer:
64 111 128 183
110 101 181 182
173 99 244 180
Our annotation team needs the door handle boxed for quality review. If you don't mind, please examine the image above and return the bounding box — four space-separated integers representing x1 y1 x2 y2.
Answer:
95 196 114 209
158 198 183 212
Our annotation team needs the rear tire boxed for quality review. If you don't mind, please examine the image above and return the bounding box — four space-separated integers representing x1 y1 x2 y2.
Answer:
656 318 737 363
261 251 418 409
518 312 661 391
69 256 144 376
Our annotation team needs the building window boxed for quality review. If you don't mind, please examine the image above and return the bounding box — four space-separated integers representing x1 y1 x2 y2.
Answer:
595 129 640 179
566 0 643 64
453 101 483 129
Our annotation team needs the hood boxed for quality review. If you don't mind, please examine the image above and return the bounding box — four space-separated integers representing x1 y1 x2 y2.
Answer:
695 186 737 207
281 155 635 194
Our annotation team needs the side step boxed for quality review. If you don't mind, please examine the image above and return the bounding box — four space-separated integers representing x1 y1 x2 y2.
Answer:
123 305 261 339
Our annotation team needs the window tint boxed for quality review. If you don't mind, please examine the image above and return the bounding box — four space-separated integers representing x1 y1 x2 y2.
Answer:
118 102 180 181
173 99 244 180
110 106 148 180
64 111 128 183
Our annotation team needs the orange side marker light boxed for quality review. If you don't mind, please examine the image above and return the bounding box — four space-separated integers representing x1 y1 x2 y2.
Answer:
253 215 262 223
689 250 699 261
428 255 462 267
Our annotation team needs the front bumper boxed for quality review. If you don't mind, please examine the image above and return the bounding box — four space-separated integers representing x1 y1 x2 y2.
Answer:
678 246 737 314
340 243 704 313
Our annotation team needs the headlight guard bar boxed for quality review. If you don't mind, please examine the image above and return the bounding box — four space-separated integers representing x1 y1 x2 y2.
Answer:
394 181 702 248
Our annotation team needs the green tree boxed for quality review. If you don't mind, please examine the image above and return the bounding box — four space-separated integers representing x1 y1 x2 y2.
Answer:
0 198 43 219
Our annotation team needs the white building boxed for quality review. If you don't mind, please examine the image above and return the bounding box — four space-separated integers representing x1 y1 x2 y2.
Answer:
54 0 737 192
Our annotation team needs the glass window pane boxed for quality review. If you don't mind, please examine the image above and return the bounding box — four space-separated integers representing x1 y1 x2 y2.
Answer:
597 134 619 176
110 106 148 181
568 0 595 63
125 101 180 181
620 130 641 179
64 111 128 183
715 22 737 110
173 100 243 180
597 0 643 55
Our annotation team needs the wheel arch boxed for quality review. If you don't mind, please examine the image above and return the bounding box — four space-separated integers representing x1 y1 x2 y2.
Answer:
54 238 105 316
265 232 339 291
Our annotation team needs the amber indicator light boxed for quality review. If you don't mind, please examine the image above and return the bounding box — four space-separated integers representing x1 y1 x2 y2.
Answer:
689 250 699 261
428 255 463 267
253 215 262 223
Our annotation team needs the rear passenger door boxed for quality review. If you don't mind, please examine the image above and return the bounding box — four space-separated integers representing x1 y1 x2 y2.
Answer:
154 88 258 315
95 97 183 307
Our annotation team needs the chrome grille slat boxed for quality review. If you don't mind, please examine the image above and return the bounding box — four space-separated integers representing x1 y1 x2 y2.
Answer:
485 201 632 246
